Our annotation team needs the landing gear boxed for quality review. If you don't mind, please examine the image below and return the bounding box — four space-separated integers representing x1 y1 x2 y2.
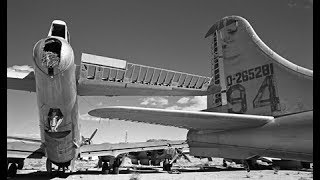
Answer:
113 166 119 174
100 157 121 174
46 158 53 174
223 159 228 167
97 157 103 168
301 162 310 169
17 160 24 170
242 160 250 172
163 159 172 171
112 158 121 174
242 159 259 172
7 163 18 177
102 162 109 174
57 165 67 173
70 159 76 173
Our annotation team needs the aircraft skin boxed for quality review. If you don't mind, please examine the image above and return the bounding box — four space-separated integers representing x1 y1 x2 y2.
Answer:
192 15 313 162
7 16 312 176
32 21 80 167
7 19 208 176
205 16 312 117
188 111 312 162
88 16 313 164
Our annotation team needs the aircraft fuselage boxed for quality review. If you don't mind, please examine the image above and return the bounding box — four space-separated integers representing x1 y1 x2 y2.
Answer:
187 111 312 162
32 36 80 166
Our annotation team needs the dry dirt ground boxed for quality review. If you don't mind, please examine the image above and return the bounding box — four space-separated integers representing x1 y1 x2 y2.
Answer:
8 157 313 180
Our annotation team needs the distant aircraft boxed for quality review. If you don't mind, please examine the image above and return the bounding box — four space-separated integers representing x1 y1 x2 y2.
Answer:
95 139 191 172
88 16 313 170
7 20 211 177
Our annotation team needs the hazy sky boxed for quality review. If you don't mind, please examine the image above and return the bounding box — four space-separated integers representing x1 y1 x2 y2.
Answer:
7 0 313 143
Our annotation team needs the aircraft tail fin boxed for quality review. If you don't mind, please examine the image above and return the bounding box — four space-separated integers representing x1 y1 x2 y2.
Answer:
205 16 312 116
48 20 70 43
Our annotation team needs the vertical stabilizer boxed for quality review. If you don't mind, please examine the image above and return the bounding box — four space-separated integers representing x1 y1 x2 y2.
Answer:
48 20 70 43
205 16 312 116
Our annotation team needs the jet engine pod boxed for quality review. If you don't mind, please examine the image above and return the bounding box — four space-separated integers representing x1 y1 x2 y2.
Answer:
33 37 74 76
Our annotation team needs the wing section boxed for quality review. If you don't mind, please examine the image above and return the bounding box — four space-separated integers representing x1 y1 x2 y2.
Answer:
77 53 220 96
7 137 44 159
7 136 42 143
89 106 274 131
80 140 188 158
7 70 36 92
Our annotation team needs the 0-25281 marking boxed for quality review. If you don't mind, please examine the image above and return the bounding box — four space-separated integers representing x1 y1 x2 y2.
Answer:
226 63 274 86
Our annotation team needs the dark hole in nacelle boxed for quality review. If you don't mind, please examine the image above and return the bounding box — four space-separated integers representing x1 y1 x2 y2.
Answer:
51 24 65 39
42 38 62 73
43 38 61 57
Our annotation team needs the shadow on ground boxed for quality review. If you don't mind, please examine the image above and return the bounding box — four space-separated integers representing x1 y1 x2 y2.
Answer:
9 165 312 180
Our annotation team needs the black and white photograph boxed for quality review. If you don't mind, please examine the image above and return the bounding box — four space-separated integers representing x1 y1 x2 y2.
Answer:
7 0 313 179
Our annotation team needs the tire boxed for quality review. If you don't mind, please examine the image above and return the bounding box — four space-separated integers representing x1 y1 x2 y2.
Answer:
46 159 52 173
98 158 103 168
140 159 150 165
167 163 172 171
246 159 259 170
163 159 172 171
223 162 227 167
242 160 250 172
8 163 17 177
17 160 24 170
163 160 168 171
113 166 119 174
102 162 109 174
151 159 161 166
301 162 310 169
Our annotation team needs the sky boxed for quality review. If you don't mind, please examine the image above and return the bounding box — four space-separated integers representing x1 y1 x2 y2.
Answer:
7 0 313 144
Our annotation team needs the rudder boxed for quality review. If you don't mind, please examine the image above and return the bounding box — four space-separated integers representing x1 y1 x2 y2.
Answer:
205 16 312 116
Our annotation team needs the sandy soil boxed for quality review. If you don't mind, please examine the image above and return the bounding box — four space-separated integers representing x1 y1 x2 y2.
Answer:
8 157 313 180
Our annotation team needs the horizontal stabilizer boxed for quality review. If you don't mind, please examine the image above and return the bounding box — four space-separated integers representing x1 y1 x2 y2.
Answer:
7 136 41 143
78 53 219 96
88 106 274 130
7 141 44 159
7 71 36 92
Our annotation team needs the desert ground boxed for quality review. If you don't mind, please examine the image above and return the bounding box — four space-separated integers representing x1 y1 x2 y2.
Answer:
8 157 313 180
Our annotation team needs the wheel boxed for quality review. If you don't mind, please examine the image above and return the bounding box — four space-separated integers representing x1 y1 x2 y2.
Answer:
17 160 24 170
97 158 103 168
112 166 119 174
8 163 17 177
242 160 250 172
163 159 172 171
46 159 52 173
70 159 76 173
112 158 120 174
151 159 156 166
163 159 168 171
247 159 259 170
153 159 161 166
139 159 150 165
301 162 310 169
167 163 172 171
223 160 227 167
102 162 109 174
